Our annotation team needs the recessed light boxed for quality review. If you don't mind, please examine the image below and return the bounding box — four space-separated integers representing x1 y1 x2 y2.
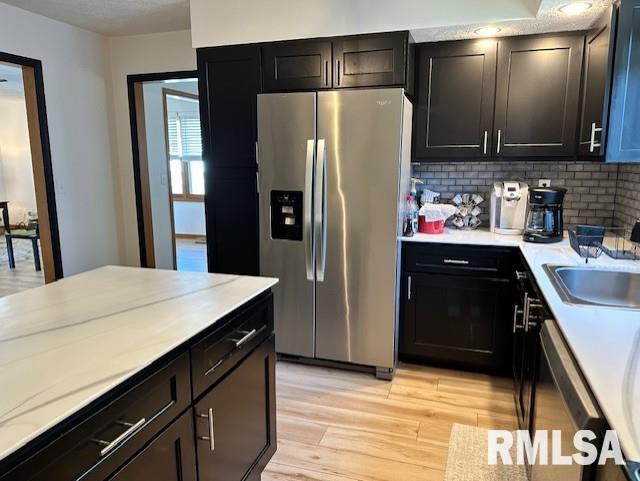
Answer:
474 26 502 37
559 2 592 15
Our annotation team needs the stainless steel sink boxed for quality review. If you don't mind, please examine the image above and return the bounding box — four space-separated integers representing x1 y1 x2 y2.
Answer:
544 265 640 309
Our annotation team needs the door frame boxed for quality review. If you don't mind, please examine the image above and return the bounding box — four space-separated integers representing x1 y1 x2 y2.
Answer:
126 70 197 268
0 51 63 282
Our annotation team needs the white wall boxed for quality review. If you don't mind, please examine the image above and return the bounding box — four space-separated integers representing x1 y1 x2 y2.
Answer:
0 3 120 275
190 0 540 47
173 201 206 236
0 92 37 224
107 30 196 266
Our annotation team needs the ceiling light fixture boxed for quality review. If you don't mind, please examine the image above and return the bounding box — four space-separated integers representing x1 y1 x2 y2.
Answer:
559 2 592 15
474 26 502 37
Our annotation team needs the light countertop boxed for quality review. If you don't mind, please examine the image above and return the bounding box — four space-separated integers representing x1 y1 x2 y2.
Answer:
0 266 278 461
401 229 640 462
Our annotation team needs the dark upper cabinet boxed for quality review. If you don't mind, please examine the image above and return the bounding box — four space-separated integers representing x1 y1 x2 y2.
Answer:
578 7 616 157
262 39 332 91
198 45 261 169
494 34 584 158
195 336 276 481
108 412 196 481
333 32 409 89
413 40 497 159
607 0 640 162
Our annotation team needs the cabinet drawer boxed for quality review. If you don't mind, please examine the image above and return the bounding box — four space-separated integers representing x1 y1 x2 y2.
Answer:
2 353 191 481
404 243 515 277
191 293 273 399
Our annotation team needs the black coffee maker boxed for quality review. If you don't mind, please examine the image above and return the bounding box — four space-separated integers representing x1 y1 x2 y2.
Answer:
523 187 567 243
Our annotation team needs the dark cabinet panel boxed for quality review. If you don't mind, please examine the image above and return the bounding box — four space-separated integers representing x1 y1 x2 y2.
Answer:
207 168 259 275
108 411 196 481
413 40 497 159
578 8 616 157
195 336 276 481
262 40 332 91
400 271 512 371
198 45 261 169
607 0 640 162
494 35 583 157
333 32 407 88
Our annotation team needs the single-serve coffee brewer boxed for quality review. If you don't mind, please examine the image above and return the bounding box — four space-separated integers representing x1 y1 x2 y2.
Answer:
490 181 529 235
523 187 567 243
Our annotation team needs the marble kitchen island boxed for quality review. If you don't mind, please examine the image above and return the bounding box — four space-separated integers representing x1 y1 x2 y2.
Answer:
0 266 278 481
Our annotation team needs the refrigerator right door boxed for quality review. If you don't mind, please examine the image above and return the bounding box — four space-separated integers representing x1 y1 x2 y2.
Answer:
315 88 406 370
258 92 316 358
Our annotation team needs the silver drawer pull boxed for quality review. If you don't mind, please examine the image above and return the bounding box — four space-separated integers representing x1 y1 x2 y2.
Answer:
92 417 146 456
443 259 469 265
515 270 527 281
233 329 257 347
204 358 225 377
197 408 215 451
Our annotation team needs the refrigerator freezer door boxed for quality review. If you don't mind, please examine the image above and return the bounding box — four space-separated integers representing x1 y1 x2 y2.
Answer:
258 92 316 358
315 88 405 369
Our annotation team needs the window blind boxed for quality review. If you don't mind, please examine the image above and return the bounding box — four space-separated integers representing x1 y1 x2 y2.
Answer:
167 113 202 161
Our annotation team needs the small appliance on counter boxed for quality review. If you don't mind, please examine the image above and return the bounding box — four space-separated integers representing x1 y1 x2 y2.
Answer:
490 181 529 235
523 187 567 243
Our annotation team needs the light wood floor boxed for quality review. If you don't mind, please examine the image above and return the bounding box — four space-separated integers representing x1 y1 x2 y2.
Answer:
263 361 517 481
0 245 44 297
176 237 207 273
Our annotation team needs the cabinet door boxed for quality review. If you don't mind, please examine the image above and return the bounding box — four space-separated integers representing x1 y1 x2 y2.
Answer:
198 45 261 169
195 336 276 481
400 272 512 371
262 40 332 91
332 32 407 88
607 0 640 163
579 8 616 157
206 168 259 275
494 35 583 157
108 411 196 481
413 40 497 159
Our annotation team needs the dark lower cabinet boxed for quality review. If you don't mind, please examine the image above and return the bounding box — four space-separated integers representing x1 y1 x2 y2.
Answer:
262 39 332 91
400 243 515 372
413 40 497 159
607 0 640 162
108 411 196 481
494 34 584 158
195 335 276 481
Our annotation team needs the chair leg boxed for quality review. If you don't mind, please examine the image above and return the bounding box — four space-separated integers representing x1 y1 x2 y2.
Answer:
32 238 41 272
5 236 15 269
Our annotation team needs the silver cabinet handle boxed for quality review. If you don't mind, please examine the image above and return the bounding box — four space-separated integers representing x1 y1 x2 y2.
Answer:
315 139 327 282
204 358 224 377
304 139 315 281
92 417 146 457
483 130 488 155
255 171 259 194
512 304 525 333
525 297 543 332
407 275 412 301
336 59 341 86
233 329 257 347
589 122 602 153
515 270 527 281
255 141 259 166
496 129 502 154
443 258 469 265
197 408 215 451
325 60 329 86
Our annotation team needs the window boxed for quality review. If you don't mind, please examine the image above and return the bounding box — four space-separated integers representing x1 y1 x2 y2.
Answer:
164 89 204 201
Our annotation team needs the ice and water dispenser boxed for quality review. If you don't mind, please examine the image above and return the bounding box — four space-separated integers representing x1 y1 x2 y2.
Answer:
270 190 303 241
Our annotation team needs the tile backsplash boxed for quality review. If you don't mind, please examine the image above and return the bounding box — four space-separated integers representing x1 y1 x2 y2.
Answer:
411 161 639 231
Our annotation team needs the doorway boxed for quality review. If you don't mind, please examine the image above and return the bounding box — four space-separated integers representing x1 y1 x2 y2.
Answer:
128 71 208 273
0 52 62 296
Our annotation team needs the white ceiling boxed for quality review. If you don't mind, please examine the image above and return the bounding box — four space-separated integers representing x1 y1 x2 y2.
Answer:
0 63 24 98
0 0 190 36
0 0 610 39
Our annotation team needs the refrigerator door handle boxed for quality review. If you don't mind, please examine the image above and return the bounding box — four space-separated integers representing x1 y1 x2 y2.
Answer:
304 139 315 281
315 138 327 282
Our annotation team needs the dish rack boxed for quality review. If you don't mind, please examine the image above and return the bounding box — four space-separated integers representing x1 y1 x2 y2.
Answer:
569 225 640 263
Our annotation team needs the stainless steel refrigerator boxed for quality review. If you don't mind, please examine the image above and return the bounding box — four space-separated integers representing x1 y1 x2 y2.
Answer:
257 88 412 378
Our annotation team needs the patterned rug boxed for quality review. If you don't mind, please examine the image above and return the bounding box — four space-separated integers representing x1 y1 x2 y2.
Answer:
0 238 40 263
444 424 528 481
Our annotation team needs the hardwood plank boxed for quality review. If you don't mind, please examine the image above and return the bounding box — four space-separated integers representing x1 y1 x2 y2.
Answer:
320 426 449 471
272 439 444 481
262 462 359 481
397 362 513 390
277 414 328 445
477 412 519 431
436 377 515 403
